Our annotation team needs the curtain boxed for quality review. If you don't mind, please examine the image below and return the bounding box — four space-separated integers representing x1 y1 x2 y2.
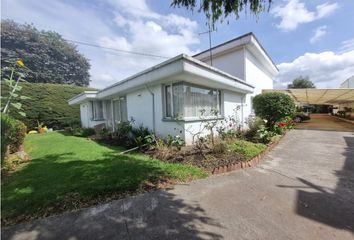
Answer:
92 101 104 120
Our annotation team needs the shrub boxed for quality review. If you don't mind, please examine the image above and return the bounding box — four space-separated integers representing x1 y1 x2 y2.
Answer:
1 114 27 161
228 140 267 160
112 121 152 148
71 127 95 137
253 92 296 127
1 82 95 130
243 117 265 141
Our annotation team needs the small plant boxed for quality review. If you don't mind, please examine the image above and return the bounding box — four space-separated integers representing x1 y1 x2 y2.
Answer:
170 135 185 150
81 128 96 137
1 59 30 117
228 140 267 160
255 125 273 144
99 127 110 139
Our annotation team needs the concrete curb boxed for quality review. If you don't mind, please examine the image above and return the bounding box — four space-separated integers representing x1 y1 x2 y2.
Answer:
330 115 354 125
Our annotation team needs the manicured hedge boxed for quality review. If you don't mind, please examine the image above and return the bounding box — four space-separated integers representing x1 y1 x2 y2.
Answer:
1 114 27 161
1 82 95 130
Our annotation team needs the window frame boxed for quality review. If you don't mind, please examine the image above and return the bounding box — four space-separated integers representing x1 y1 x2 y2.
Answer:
163 82 223 121
91 100 104 121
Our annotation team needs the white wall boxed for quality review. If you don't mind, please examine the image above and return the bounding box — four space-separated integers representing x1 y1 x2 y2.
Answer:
127 85 184 139
198 49 245 80
243 48 274 121
80 102 105 128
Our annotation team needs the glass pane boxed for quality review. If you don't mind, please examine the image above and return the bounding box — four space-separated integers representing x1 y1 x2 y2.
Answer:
183 85 218 117
105 101 112 128
113 100 121 124
120 97 128 122
165 85 172 117
173 84 184 118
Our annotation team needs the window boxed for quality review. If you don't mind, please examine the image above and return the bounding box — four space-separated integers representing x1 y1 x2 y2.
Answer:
113 97 128 124
92 101 104 120
164 82 222 119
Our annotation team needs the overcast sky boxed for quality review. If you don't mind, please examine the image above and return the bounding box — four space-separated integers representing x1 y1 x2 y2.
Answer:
2 0 354 89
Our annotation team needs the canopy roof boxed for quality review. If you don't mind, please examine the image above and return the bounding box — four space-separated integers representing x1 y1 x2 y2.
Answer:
263 88 354 105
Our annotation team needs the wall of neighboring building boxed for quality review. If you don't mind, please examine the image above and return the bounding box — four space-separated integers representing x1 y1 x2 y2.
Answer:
243 48 274 122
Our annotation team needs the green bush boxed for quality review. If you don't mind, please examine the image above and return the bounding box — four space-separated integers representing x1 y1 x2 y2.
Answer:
228 140 267 160
1 82 95 130
253 92 296 127
71 127 96 137
1 114 27 161
112 121 152 148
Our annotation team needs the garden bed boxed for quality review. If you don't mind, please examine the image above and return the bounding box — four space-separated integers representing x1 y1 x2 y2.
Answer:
143 139 275 174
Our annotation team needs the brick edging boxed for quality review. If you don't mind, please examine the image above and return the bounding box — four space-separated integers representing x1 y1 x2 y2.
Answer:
211 133 286 175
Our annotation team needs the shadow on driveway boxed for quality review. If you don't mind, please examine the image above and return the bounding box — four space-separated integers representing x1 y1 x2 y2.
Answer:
278 135 354 233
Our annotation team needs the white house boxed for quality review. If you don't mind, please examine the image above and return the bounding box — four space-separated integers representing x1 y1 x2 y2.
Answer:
68 32 278 144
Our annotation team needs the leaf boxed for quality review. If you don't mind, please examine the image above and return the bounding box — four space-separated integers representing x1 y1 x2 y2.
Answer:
10 102 22 109
11 93 19 98
18 111 26 117
20 96 31 100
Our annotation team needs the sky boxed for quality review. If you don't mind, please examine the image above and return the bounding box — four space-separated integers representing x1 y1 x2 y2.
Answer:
2 0 354 89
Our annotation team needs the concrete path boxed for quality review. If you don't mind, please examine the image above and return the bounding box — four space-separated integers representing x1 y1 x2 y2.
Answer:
295 114 354 131
2 130 354 240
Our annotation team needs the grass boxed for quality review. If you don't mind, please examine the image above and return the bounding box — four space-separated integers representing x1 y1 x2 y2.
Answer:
227 140 267 160
1 132 208 225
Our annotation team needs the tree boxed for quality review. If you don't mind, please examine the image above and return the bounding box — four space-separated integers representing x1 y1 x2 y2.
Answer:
287 76 316 89
253 92 296 127
171 0 272 25
1 20 90 86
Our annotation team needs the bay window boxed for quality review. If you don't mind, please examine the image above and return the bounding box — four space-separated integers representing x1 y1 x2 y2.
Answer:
164 82 222 119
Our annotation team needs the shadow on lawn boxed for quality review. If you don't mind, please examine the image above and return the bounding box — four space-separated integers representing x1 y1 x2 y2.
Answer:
2 150 222 239
1 150 175 225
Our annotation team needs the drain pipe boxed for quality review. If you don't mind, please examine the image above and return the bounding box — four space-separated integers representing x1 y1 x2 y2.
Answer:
145 84 156 133
241 95 245 130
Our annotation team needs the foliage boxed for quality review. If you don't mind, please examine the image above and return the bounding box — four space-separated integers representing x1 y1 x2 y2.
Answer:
227 140 266 160
287 76 316 89
1 82 95 130
243 116 265 141
254 125 273 143
112 121 152 148
1 114 27 161
1 131 207 225
165 135 185 150
1 20 90 86
72 127 96 137
253 92 296 127
171 0 272 26
1 59 30 116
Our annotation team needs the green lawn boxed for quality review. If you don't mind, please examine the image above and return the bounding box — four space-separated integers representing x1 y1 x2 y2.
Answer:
1 132 207 225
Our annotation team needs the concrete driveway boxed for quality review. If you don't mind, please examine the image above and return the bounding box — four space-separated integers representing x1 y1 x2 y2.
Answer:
2 129 354 240
295 114 354 131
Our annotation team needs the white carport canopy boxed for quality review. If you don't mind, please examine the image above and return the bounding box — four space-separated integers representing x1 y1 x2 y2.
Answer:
263 88 354 105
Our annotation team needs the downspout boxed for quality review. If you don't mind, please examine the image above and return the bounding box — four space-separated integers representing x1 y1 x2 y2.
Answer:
241 95 245 130
145 84 156 133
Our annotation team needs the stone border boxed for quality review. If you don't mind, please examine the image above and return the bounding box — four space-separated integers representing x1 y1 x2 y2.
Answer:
211 134 284 175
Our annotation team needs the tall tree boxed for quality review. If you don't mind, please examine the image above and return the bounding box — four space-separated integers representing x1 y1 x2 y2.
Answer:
288 76 316 89
1 20 90 86
171 0 272 25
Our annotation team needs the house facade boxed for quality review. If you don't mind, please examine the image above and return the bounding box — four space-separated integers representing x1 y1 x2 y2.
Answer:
68 33 278 144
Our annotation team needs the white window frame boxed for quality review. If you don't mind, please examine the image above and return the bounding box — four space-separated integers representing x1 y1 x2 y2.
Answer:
91 100 104 121
163 82 223 121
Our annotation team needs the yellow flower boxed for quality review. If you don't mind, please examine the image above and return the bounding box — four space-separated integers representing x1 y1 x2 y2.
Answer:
16 59 25 67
